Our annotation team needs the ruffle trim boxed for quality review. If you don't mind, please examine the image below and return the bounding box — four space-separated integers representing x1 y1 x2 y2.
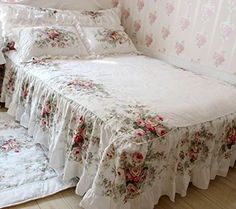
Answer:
5 59 236 209
0 174 76 208
80 147 236 209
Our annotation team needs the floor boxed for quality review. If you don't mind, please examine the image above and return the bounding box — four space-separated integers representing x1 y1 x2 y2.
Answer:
5 167 236 209
2 107 236 209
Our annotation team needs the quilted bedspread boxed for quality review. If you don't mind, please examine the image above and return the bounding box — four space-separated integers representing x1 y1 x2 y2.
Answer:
1 54 236 209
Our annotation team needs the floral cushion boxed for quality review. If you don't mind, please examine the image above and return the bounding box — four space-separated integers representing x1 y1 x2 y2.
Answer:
0 4 121 35
72 7 121 28
77 25 138 56
0 0 101 10
10 26 88 62
0 4 72 35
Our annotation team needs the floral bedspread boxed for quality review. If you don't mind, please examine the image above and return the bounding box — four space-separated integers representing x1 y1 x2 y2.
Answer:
2 54 236 209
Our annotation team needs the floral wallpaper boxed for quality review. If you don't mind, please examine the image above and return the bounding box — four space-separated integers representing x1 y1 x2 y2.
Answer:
114 0 236 75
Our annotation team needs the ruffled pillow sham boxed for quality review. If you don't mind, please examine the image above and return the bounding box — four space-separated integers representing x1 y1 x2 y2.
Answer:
0 0 101 11
76 25 138 57
73 7 121 28
0 4 70 35
0 3 121 35
9 25 88 62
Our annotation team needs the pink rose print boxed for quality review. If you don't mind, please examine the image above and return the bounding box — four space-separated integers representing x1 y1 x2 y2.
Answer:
227 133 236 146
175 41 184 55
201 3 215 21
180 17 190 31
136 118 145 127
111 0 119 7
166 2 175 16
130 167 142 178
7 41 16 50
3 40 16 53
221 22 234 40
135 129 146 137
134 20 141 32
127 183 139 194
145 34 153 47
196 33 207 48
1 138 20 153
43 103 52 115
229 0 236 8
122 7 130 19
132 152 144 164
188 150 199 162
213 51 225 67
161 26 170 40
156 115 164 121
155 125 167 136
23 86 29 100
47 30 60 40
137 0 144 12
149 11 157 24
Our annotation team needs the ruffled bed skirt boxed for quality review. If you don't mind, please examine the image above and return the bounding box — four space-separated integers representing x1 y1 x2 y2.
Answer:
2 62 236 209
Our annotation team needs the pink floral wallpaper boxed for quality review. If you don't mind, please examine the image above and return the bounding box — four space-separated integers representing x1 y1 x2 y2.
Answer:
114 0 236 75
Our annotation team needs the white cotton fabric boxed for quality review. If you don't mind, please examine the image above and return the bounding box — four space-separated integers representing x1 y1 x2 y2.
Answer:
77 25 138 57
0 4 121 35
0 112 76 208
2 53 236 209
0 0 101 10
10 25 88 61
6 54 236 127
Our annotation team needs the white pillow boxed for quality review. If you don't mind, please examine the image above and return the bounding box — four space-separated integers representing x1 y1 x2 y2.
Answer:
0 4 121 34
10 25 88 62
0 0 101 10
77 25 138 57
71 7 121 27
0 4 73 34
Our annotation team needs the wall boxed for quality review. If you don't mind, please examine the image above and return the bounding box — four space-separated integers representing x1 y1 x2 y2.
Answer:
117 0 236 82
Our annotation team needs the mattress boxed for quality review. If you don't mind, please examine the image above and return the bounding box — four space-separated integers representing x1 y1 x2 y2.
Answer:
2 53 236 209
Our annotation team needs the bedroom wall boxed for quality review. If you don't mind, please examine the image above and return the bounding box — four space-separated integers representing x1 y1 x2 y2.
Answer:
117 0 236 80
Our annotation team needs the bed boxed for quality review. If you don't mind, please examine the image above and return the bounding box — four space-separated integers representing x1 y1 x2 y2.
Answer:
0 2 236 209
1 51 236 209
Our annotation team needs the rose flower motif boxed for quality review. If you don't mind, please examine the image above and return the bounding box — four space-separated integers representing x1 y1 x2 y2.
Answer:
23 87 29 99
1 139 20 152
227 133 236 147
2 40 16 52
82 11 102 19
188 150 198 162
145 118 158 133
155 125 167 136
73 131 84 144
42 102 52 115
72 147 81 157
73 126 86 144
110 31 122 43
132 152 144 164
7 41 16 50
40 118 48 126
47 30 60 40
127 183 139 194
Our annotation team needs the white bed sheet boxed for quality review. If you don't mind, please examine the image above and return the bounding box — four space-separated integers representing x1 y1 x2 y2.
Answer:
7 53 236 127
2 53 236 209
